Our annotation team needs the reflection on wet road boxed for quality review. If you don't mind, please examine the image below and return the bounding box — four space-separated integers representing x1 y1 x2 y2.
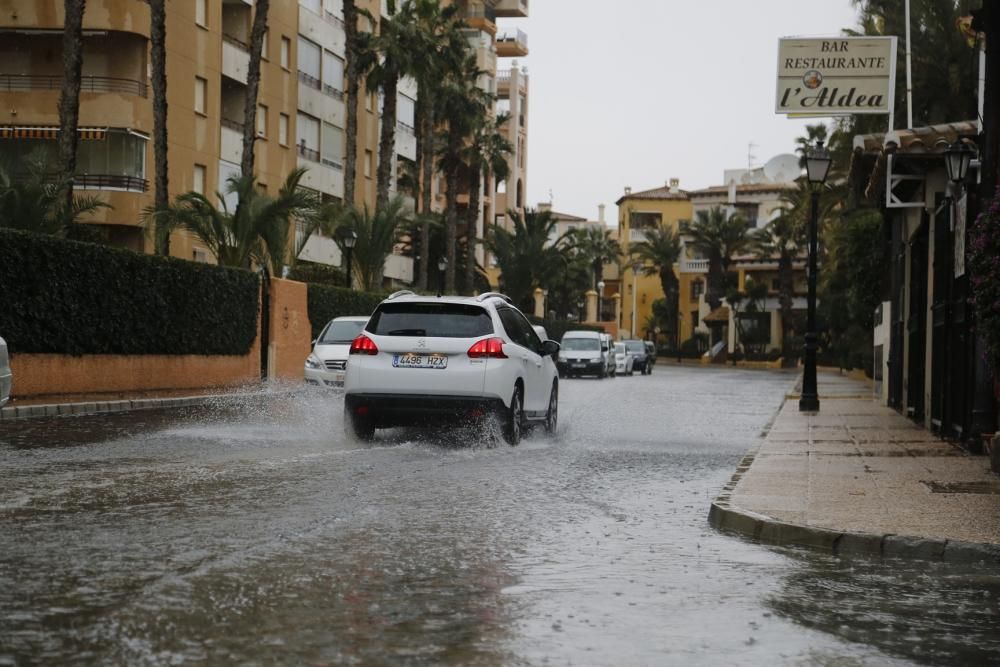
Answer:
1 367 997 665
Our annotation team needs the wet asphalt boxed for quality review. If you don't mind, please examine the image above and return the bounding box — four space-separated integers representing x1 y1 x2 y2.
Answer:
1 365 998 666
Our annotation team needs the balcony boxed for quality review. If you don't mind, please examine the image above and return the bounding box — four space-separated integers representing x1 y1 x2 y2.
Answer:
459 5 498 34
681 259 710 274
220 120 244 164
222 35 250 84
74 174 149 193
297 142 320 163
629 229 649 243
297 156 344 199
494 0 529 17
496 29 528 57
0 74 147 97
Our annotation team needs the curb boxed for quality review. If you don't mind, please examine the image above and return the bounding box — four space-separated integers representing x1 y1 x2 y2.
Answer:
709 453 1000 565
0 394 229 421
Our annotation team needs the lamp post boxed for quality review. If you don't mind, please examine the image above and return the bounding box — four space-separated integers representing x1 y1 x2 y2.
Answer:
341 229 358 290
437 256 448 297
597 280 605 322
577 298 585 323
541 289 548 318
799 140 833 412
943 138 974 191
631 261 641 339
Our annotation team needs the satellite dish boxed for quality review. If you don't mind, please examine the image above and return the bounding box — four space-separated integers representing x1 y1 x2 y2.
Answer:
762 154 802 184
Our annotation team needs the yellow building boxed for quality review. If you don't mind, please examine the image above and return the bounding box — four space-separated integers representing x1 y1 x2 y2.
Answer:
615 178 692 341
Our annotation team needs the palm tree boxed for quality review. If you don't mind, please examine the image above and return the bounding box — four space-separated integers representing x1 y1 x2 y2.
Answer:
241 0 270 177
463 113 513 295
151 168 315 275
487 208 572 312
573 225 620 291
342 0 373 207
149 0 170 255
337 197 411 291
794 123 828 168
437 55 488 293
686 206 753 310
630 224 682 343
57 0 86 212
0 153 109 239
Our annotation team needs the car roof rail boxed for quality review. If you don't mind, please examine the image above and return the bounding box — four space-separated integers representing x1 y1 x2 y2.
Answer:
476 291 513 304
386 290 415 300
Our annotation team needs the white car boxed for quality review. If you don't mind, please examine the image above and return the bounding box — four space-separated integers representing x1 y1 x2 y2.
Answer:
613 341 635 376
304 316 369 388
343 291 560 445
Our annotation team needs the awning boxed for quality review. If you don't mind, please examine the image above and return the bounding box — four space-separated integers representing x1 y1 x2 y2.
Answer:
0 126 107 140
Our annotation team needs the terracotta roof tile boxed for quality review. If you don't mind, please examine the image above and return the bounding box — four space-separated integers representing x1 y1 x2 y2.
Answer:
615 186 689 205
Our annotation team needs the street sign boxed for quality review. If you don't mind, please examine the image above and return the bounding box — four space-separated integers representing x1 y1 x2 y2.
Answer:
776 37 897 116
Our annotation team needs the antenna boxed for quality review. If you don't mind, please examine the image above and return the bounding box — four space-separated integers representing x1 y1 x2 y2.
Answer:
548 188 554 204
747 142 758 170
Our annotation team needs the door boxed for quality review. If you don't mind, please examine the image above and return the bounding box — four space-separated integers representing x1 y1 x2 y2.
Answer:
497 308 547 412
906 218 928 422
930 195 951 430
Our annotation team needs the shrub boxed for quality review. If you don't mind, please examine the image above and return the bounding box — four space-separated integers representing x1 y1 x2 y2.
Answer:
0 228 259 356
288 261 345 287
306 283 385 339
969 189 1000 367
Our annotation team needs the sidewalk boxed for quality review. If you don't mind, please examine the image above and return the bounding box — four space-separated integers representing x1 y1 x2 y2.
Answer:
710 371 1000 563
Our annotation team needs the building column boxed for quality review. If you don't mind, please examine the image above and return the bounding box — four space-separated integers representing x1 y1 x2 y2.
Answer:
585 290 598 323
533 287 544 319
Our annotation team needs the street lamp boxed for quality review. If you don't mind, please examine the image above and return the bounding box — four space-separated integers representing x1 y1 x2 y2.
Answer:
799 140 833 413
631 261 642 339
597 280 605 322
341 228 358 290
577 298 585 323
541 288 548 318
437 256 448 297
943 138 974 187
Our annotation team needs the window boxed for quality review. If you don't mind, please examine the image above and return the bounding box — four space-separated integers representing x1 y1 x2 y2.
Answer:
296 112 320 161
298 36 321 87
690 279 704 301
193 164 206 194
257 104 268 138
194 76 207 114
322 51 344 96
261 30 269 60
498 308 542 354
279 113 289 146
397 94 415 130
367 303 495 338
280 36 291 70
299 0 321 13
364 150 373 178
193 247 210 263
322 122 343 168
195 0 207 27
630 211 661 230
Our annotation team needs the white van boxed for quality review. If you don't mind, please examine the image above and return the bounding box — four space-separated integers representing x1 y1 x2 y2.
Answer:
558 330 609 378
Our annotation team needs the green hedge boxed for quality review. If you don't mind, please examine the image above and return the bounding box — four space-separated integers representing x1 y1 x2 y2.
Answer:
0 229 259 356
306 283 385 339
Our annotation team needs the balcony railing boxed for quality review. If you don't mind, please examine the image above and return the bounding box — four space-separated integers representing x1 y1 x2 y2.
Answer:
297 143 320 162
0 74 147 97
73 174 149 192
322 83 344 100
681 259 710 273
222 33 250 51
322 156 343 170
323 9 345 28
221 117 245 132
460 5 498 24
396 120 415 135
298 70 321 90
496 29 528 48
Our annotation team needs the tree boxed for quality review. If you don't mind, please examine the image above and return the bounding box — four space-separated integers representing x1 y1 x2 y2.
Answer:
463 113 513 295
150 0 170 255
686 206 753 310
342 0 371 207
573 225 620 291
727 280 770 362
57 0 86 213
487 208 572 312
241 0 270 177
630 224 682 343
337 197 411 291
151 168 315 276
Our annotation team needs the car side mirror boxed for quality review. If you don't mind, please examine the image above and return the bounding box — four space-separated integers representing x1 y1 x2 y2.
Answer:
311 339 317 346
541 340 560 357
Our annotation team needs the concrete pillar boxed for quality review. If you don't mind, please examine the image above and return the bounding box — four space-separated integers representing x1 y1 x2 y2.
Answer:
585 290 598 323
533 287 544 318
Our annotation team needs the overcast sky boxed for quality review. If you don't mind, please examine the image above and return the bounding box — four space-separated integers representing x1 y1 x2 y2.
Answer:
501 0 860 221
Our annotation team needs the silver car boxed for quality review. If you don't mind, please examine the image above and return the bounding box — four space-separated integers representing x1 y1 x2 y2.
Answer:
0 336 11 406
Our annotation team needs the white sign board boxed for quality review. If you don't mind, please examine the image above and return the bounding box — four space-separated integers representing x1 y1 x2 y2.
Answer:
776 37 897 115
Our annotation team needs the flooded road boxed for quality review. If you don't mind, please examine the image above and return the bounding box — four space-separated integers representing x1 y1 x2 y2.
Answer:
1 366 998 665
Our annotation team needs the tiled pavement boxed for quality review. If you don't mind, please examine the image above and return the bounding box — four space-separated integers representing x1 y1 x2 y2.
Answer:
710 371 1000 563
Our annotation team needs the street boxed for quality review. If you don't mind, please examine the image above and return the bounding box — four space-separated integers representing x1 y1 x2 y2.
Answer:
1 366 998 666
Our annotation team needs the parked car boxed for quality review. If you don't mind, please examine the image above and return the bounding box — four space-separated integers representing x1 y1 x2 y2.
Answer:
558 330 609 378
600 333 617 377
305 316 369 388
343 291 560 445
624 339 653 375
533 324 549 342
645 341 657 368
613 341 635 376
0 335 11 407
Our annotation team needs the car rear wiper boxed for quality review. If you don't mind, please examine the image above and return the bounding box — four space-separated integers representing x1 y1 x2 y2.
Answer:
387 329 426 336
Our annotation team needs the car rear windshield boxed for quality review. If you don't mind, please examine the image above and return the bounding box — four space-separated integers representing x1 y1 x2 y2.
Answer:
625 341 646 353
319 320 366 344
367 303 494 338
562 337 600 351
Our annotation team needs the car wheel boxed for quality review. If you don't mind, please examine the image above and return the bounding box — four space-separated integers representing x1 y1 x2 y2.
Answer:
544 383 558 434
345 407 375 442
501 386 523 446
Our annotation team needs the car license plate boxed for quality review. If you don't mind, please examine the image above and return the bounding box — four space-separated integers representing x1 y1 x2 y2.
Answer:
572 363 586 368
393 353 448 369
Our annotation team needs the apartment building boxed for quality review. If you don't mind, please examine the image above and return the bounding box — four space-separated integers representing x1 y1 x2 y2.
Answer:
0 0 527 287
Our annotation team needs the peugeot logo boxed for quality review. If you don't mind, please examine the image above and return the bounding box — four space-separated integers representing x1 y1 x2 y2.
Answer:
417 339 427 349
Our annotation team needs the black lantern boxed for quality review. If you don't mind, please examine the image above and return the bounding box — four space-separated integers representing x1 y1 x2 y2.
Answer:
805 140 833 185
944 139 974 185
341 228 358 290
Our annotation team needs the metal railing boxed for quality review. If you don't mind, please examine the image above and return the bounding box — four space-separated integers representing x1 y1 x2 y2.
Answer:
222 33 250 51
460 5 497 23
221 117 245 132
396 120 415 134
73 174 148 192
298 70 321 90
322 157 344 170
297 143 320 162
322 83 344 100
0 74 147 97
496 29 528 48
323 9 345 28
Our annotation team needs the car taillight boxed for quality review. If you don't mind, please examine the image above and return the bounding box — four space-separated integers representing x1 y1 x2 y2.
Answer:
349 334 379 355
467 337 507 359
